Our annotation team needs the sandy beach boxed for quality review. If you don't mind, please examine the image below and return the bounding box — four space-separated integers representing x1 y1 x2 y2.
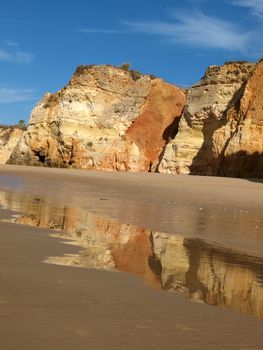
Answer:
0 165 263 349
2 1 263 349
1 164 263 253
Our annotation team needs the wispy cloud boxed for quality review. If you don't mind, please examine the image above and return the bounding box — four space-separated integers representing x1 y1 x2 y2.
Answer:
125 11 250 53
231 0 263 18
0 88 35 103
0 42 34 64
4 40 20 47
15 51 34 63
78 28 129 34
0 49 12 61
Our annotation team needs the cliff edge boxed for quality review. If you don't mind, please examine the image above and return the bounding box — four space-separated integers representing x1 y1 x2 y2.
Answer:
158 61 256 175
8 65 185 172
6 60 263 178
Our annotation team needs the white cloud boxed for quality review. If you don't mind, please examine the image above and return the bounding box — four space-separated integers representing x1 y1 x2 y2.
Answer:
5 40 20 47
125 11 250 53
0 47 34 63
231 0 263 18
0 88 35 103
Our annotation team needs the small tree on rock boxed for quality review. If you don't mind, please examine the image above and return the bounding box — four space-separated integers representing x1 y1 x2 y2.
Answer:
18 119 27 129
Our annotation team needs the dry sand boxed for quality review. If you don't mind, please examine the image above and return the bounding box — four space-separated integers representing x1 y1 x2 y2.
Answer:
0 165 263 349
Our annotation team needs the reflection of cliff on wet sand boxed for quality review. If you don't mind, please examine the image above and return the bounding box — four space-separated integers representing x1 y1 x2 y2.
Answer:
0 191 159 287
0 189 263 319
151 232 263 318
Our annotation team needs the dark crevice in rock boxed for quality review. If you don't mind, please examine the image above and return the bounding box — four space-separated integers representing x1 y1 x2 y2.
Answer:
154 115 182 173
162 117 181 141
33 150 46 164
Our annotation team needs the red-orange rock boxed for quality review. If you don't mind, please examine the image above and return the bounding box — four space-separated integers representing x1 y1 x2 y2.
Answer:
9 65 185 172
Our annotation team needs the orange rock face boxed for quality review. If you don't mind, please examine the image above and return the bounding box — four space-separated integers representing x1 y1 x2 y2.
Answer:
125 80 184 171
8 65 185 172
6 61 263 177
99 80 185 172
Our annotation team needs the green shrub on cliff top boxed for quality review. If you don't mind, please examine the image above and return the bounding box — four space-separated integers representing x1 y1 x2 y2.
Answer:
119 63 143 81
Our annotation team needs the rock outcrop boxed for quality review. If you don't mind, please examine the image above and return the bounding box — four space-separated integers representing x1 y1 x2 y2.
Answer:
158 61 256 175
8 65 185 172
0 127 24 164
6 60 263 177
212 60 263 177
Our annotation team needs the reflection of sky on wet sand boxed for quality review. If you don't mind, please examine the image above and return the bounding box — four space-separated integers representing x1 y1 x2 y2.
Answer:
0 189 263 319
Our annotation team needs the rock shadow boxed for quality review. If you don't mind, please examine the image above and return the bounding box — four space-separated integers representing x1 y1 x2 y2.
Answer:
189 82 247 176
189 116 224 175
153 116 181 172
218 151 263 178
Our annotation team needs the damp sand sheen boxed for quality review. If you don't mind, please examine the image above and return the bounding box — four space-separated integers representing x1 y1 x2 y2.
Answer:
0 165 263 350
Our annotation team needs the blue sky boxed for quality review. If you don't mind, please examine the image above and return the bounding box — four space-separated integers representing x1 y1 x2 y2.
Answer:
0 0 263 124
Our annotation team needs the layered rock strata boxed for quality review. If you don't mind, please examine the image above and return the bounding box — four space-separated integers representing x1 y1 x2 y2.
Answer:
158 61 256 175
6 61 263 177
212 60 263 177
0 127 24 164
8 65 185 171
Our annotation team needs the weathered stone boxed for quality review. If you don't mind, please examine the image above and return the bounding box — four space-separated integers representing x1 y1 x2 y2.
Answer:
212 60 263 177
0 127 24 164
158 62 255 175
8 65 185 171
6 60 263 178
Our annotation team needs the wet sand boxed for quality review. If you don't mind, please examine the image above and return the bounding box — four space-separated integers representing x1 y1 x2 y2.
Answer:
0 165 263 349
1 221 263 350
0 165 262 212
0 164 263 254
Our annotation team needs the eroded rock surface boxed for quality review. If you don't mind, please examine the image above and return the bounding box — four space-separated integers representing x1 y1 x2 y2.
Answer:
212 60 263 177
0 127 24 164
6 61 263 177
158 62 256 175
8 65 185 171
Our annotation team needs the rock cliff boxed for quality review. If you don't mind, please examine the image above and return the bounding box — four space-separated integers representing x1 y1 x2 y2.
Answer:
6 60 263 177
0 126 24 164
8 65 185 171
158 61 256 175
212 60 263 177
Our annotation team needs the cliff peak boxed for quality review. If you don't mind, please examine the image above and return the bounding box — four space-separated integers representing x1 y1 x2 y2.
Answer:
194 61 255 87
